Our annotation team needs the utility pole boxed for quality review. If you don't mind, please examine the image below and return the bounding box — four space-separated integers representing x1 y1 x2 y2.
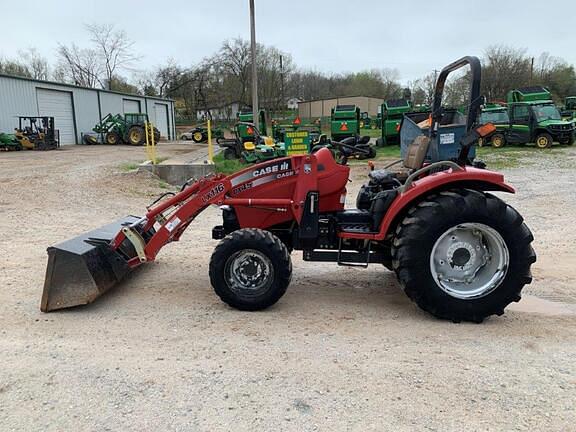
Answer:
249 0 259 129
280 54 285 113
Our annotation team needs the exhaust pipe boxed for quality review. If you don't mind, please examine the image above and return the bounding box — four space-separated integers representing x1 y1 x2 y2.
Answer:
41 216 142 312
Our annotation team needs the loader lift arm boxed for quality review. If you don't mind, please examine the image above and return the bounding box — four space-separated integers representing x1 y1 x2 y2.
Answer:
110 154 318 268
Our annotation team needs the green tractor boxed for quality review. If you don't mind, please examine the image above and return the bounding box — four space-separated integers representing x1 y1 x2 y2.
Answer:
91 113 160 146
376 99 412 146
477 103 511 148
181 125 224 143
489 87 575 149
330 105 360 141
218 121 286 164
0 132 22 151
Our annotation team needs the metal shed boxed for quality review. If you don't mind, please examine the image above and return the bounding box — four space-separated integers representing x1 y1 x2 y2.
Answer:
298 95 384 119
0 74 176 145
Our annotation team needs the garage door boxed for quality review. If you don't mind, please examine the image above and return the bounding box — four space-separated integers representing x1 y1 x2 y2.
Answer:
123 99 141 114
154 103 169 139
36 88 76 145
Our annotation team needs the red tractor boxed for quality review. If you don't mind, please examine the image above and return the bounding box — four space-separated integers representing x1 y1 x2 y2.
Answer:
42 57 535 323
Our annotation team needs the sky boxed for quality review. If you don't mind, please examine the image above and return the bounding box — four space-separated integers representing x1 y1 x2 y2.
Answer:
1 0 574 84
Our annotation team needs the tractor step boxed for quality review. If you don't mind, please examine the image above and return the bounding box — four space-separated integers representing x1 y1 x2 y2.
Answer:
338 223 375 234
303 249 386 266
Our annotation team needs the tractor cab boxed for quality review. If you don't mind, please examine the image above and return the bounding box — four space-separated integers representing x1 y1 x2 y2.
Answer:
124 113 149 126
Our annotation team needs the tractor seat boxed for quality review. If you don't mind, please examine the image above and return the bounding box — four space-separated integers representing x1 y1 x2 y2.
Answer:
379 135 431 181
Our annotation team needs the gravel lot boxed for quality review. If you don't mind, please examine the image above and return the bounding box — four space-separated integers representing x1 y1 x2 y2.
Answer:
0 143 575 431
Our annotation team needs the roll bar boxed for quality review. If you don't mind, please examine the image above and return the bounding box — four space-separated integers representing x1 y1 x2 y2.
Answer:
429 56 483 164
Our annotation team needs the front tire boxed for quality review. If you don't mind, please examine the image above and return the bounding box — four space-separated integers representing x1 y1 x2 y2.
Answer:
535 132 553 149
392 189 536 323
491 133 506 148
105 131 121 145
209 229 292 311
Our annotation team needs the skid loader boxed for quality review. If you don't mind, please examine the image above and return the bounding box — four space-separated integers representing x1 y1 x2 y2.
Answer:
41 57 536 323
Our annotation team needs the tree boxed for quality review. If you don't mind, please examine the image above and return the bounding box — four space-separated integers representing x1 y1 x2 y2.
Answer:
481 45 531 101
56 43 102 87
18 48 49 80
86 23 140 91
0 58 32 78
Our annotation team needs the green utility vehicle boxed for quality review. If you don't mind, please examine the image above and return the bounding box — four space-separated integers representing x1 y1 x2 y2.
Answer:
477 103 510 148
330 105 360 141
493 86 575 148
92 113 160 146
561 96 576 120
376 99 412 146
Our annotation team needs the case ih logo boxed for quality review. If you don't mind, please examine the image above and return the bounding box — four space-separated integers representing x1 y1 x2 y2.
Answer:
202 183 225 203
252 160 291 178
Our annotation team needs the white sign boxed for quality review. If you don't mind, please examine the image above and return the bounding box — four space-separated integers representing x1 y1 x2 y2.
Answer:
439 133 455 145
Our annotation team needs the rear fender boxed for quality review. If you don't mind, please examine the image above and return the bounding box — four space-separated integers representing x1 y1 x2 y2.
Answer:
373 167 514 241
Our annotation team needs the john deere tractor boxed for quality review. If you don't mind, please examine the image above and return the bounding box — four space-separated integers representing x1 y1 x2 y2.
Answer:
92 113 160 146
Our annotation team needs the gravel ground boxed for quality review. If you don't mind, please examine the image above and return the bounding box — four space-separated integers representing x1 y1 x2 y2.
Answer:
0 144 575 431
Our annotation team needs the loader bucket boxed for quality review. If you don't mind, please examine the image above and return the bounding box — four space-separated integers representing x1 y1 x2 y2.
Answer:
41 216 142 312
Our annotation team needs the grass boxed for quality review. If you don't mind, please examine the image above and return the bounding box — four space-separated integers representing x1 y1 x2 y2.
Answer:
118 161 141 172
158 180 170 189
359 128 382 138
213 152 247 174
476 144 570 169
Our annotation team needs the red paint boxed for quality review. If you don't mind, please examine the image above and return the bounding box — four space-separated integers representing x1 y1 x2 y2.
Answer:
111 147 513 267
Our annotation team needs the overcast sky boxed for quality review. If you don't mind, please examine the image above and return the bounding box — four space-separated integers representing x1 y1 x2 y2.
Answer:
1 0 574 84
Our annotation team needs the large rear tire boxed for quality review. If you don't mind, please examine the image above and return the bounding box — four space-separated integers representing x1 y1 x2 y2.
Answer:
192 131 204 143
392 189 536 323
209 229 292 311
127 126 145 146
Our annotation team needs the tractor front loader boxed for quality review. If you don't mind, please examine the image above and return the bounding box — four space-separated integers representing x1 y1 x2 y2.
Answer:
42 57 536 323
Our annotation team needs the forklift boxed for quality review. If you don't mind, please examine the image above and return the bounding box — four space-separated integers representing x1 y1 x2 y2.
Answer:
14 117 59 150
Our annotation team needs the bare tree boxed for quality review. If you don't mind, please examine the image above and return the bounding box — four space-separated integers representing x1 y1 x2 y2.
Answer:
218 38 252 105
18 48 49 80
0 57 31 78
56 43 102 87
86 23 140 90
482 45 531 101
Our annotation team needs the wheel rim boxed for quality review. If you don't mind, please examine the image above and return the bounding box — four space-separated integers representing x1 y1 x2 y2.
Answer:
536 136 549 148
429 223 509 300
492 136 503 147
194 132 203 141
108 135 116 144
224 249 274 296
130 130 141 143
